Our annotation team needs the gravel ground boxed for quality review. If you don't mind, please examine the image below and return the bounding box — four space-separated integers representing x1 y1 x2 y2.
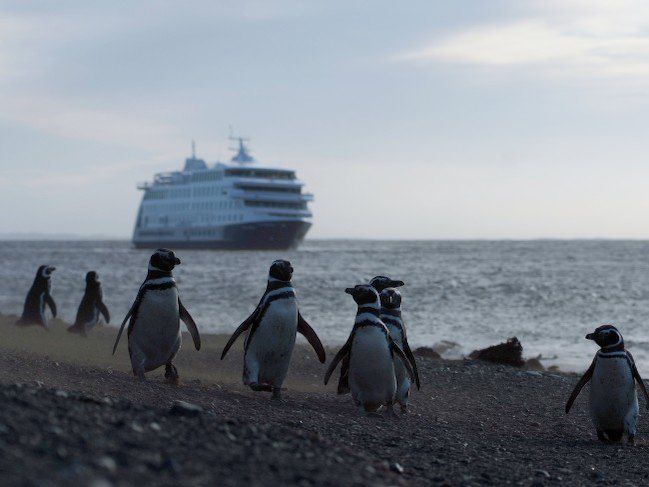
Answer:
0 317 649 485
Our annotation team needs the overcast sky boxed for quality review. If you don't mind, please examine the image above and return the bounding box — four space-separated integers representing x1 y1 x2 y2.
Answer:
2 0 649 239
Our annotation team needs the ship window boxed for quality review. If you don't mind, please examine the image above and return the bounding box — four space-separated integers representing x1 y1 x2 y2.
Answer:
244 201 306 210
236 184 300 194
225 169 295 180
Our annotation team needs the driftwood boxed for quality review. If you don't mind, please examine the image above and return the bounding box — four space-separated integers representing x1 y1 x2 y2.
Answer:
469 337 525 367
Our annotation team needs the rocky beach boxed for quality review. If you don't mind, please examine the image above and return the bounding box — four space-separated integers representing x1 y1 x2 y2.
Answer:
0 315 647 486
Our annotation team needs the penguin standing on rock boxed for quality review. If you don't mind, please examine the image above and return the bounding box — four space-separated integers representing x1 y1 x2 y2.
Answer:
324 284 415 417
565 324 649 444
112 249 201 383
221 260 326 400
379 288 420 412
336 275 405 395
16 265 57 329
68 271 110 337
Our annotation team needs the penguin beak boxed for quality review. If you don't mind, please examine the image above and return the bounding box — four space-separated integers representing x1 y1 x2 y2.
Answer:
174 257 181 265
585 333 595 340
345 288 355 295
48 266 56 272
390 279 405 287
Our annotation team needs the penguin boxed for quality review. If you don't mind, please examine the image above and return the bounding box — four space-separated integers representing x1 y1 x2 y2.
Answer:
67 271 110 337
112 249 201 383
324 284 415 417
16 265 57 329
565 324 649 444
221 260 326 399
379 287 420 412
336 275 405 395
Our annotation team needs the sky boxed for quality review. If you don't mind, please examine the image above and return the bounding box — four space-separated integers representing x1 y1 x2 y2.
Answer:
1 0 649 239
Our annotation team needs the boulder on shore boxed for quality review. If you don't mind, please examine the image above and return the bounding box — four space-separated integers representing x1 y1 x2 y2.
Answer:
469 337 525 367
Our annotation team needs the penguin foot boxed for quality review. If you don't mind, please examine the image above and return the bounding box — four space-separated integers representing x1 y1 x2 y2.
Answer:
250 382 273 392
399 404 409 414
165 363 179 385
383 405 399 419
628 435 636 445
271 387 283 401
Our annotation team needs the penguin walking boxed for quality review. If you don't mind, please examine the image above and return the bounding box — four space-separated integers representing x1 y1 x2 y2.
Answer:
379 288 420 412
16 265 57 329
336 275 405 395
565 324 649 444
221 260 326 399
68 271 110 337
112 249 201 383
324 284 415 417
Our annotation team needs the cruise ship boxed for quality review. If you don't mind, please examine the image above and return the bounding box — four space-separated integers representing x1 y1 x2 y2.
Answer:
132 138 313 250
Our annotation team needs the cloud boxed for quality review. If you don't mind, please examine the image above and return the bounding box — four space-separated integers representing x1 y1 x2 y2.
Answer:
398 1 649 80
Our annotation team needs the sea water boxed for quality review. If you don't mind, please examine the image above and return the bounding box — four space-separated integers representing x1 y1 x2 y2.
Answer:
2 239 649 372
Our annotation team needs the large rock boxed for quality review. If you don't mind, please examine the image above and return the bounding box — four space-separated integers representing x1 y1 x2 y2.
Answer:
414 347 441 359
469 337 525 367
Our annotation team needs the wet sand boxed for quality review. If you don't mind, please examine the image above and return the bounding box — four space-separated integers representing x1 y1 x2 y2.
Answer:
0 314 648 486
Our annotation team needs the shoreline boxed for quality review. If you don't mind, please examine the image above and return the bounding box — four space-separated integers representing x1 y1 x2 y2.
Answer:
0 312 571 375
3 314 649 485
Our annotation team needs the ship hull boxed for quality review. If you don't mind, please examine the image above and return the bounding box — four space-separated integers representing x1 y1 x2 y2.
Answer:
133 220 311 250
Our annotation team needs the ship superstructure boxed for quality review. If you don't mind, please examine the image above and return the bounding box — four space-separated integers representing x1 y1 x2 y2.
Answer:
132 138 313 249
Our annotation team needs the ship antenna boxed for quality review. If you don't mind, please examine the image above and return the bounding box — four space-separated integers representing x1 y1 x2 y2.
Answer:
191 140 196 158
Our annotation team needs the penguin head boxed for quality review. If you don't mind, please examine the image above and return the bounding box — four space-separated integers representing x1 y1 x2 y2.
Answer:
149 248 181 272
345 284 380 306
38 265 56 279
586 324 624 350
380 288 402 309
369 275 405 292
86 271 99 284
269 260 293 282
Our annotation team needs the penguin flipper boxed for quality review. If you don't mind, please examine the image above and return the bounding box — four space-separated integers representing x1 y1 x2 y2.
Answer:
337 355 350 394
112 301 136 355
179 298 201 351
626 351 649 410
97 301 110 324
390 340 416 385
324 336 352 385
297 312 326 363
45 294 57 318
399 324 421 390
221 309 259 360
565 358 596 414
401 338 421 390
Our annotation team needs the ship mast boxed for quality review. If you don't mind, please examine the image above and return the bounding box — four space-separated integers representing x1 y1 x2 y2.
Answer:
229 134 254 164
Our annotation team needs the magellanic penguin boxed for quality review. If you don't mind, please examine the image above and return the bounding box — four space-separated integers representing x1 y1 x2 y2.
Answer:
112 249 201 383
324 284 415 417
16 265 57 329
221 260 326 399
67 271 110 337
565 324 649 444
336 275 405 395
379 288 420 412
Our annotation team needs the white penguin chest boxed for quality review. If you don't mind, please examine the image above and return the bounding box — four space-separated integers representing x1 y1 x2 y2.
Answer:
249 298 298 350
134 287 180 335
589 355 636 418
351 326 392 366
